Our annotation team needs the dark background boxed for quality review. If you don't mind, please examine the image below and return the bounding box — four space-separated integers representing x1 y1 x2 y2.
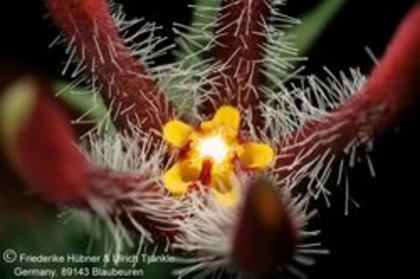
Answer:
0 0 419 278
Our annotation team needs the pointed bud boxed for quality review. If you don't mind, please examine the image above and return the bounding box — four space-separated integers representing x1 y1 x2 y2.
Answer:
0 77 90 205
232 176 298 273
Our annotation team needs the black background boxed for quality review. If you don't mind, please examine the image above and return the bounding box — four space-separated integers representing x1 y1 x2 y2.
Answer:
0 0 419 278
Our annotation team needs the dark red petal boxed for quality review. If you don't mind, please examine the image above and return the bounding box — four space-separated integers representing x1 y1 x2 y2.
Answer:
202 0 269 128
0 76 177 243
0 76 91 205
232 176 298 273
89 169 179 242
276 4 420 177
0 68 178 243
44 0 175 138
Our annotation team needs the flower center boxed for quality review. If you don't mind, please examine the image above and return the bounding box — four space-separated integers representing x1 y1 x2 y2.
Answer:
196 133 230 164
162 106 275 206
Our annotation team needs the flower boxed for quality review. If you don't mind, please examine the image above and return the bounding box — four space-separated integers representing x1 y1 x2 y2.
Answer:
1 0 419 277
163 105 274 205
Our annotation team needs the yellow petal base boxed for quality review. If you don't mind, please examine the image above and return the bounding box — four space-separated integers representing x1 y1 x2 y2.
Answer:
162 106 275 207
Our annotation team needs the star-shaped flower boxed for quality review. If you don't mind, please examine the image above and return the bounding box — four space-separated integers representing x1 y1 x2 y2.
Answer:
1 0 419 277
163 105 274 205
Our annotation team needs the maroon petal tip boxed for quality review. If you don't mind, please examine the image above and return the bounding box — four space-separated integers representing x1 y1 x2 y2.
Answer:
0 76 91 206
232 176 298 273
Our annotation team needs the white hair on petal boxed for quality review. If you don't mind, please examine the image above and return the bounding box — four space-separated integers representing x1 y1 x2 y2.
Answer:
261 0 305 83
171 173 322 279
172 187 239 278
263 67 377 212
48 0 176 136
161 0 304 123
263 67 368 141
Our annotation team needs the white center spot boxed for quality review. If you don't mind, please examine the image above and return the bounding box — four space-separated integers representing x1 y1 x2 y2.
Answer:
197 135 230 164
